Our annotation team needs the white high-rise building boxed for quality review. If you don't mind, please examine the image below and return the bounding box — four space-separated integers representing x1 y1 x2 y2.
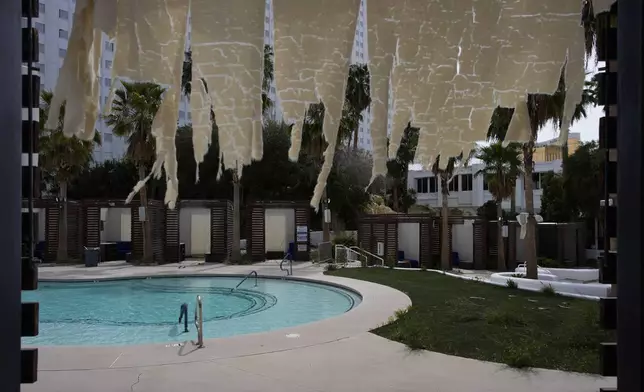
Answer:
35 0 125 162
352 0 373 151
38 0 372 164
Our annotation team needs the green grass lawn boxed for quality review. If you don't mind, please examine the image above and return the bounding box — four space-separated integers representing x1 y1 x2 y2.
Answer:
327 268 612 374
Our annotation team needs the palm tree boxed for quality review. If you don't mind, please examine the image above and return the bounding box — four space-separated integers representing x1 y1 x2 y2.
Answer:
262 45 275 115
475 143 523 271
487 69 598 279
40 91 101 262
104 82 165 263
386 124 419 212
300 102 332 241
344 64 371 150
431 152 471 270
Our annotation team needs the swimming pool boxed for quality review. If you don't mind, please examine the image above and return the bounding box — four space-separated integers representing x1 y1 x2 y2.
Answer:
22 276 361 346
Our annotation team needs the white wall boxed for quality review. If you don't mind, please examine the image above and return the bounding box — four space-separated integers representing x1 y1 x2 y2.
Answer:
398 223 419 261
179 208 211 256
102 208 131 242
265 209 295 252
409 160 562 212
452 221 474 263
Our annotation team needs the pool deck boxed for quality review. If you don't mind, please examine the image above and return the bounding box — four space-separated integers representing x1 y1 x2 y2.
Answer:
25 261 615 392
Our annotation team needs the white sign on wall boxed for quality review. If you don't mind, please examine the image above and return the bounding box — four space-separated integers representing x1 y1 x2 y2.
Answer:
296 225 308 242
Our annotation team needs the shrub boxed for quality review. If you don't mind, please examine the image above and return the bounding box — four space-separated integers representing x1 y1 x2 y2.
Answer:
325 263 339 272
541 285 557 296
332 232 357 248
506 279 518 289
538 257 561 268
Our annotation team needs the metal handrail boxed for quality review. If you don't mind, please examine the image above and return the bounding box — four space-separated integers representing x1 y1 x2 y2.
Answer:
280 254 292 276
194 295 204 348
234 270 258 290
349 246 385 267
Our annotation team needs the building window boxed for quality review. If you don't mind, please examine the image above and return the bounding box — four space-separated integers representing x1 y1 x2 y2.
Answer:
39 3 45 13
59 48 67 57
35 22 45 34
483 178 489 191
532 172 542 190
461 174 473 191
104 41 114 51
103 133 113 143
429 177 438 193
39 43 44 53
179 111 185 120
416 177 428 194
448 176 459 192
104 78 111 87
58 29 68 39
105 60 113 69
59 9 69 19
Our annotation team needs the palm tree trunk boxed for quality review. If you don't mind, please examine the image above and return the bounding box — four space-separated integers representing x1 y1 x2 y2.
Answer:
56 181 68 262
496 200 506 271
353 126 359 151
231 175 241 262
522 142 538 279
440 179 451 271
138 165 153 263
510 193 516 216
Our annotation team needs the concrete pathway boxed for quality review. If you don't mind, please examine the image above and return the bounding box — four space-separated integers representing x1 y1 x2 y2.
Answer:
24 261 615 392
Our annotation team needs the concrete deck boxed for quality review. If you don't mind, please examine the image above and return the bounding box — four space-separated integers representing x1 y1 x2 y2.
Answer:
24 261 616 392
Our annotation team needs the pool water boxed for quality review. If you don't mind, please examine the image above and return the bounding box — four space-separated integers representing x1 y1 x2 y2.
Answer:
22 276 360 346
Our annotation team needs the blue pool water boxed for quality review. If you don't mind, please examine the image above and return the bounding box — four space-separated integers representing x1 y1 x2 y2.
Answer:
22 276 361 346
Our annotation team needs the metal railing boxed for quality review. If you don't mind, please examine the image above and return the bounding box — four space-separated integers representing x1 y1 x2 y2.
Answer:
349 246 385 267
194 295 204 348
333 245 367 267
280 254 292 276
234 270 258 290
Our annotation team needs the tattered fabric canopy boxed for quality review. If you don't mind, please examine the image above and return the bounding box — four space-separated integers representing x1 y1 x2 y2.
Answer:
48 0 602 210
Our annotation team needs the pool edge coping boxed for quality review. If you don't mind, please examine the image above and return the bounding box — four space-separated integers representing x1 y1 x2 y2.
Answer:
29 272 412 371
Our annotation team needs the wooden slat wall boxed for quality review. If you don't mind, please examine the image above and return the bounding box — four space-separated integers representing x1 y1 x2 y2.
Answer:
371 223 385 264
419 220 432 266
487 221 498 257
67 204 82 260
357 222 370 250
226 201 233 260
385 223 397 262
149 200 165 264
44 206 58 262
131 206 143 260
472 221 487 270
165 207 180 263
294 206 310 261
42 203 82 262
84 206 100 248
211 205 227 261
247 205 265 262
431 220 453 258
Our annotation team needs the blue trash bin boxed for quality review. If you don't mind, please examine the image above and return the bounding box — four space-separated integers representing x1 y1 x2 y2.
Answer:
451 252 460 267
287 242 295 260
